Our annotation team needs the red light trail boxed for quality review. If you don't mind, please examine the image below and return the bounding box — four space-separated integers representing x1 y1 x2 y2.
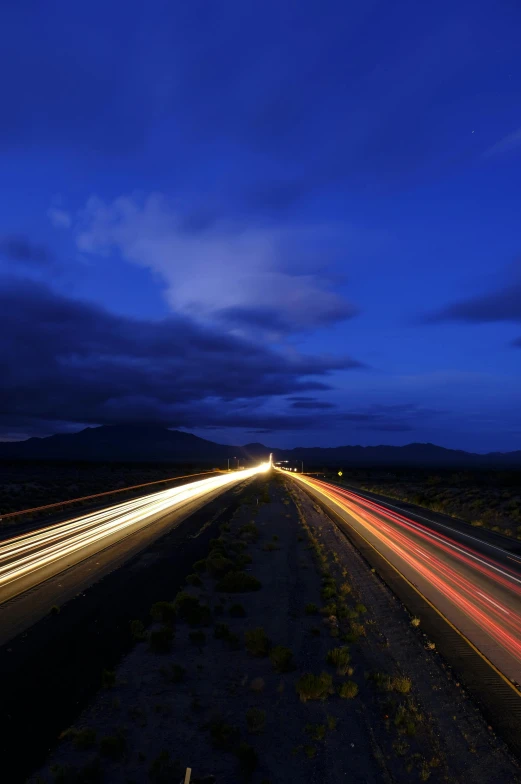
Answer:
289 473 521 687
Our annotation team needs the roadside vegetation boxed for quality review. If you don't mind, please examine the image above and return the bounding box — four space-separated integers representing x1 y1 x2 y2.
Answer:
329 467 521 539
0 459 215 526
29 473 521 784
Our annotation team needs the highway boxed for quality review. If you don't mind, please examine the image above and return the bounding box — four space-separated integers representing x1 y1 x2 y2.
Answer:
284 472 521 687
0 463 269 609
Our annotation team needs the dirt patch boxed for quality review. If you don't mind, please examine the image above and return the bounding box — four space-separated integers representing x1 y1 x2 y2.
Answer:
29 475 521 784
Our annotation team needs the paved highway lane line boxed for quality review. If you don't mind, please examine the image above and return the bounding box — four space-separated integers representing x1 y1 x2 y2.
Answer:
336 483 521 562
327 485 521 588
0 463 271 605
0 470 222 520
293 476 521 698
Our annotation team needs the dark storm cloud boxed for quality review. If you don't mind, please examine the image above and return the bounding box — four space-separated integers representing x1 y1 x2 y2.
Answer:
339 404 441 432
290 400 336 410
425 282 521 323
0 279 362 434
0 235 51 265
355 422 413 432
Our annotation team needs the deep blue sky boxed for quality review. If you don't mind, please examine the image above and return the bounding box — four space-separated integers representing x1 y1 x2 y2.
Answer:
1 0 520 451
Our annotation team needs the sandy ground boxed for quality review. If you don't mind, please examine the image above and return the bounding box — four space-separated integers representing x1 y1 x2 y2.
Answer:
29 475 521 784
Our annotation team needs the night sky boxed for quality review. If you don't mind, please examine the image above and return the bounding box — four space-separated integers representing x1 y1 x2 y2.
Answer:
1 1 520 451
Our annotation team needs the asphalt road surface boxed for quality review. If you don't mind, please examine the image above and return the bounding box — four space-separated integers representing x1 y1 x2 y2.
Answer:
0 464 268 644
286 472 521 686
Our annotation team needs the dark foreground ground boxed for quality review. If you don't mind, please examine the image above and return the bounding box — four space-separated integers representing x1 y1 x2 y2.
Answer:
1 479 250 783
26 474 520 784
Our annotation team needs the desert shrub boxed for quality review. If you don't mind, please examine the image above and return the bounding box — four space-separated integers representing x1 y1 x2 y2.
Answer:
327 646 351 675
343 621 365 642
50 604 60 615
336 603 348 619
60 727 97 755
228 539 247 553
189 630 206 647
270 645 295 673
101 669 116 688
338 681 358 699
321 585 337 600
326 715 338 730
391 676 412 694
186 573 203 587
295 672 334 702
150 601 176 624
306 723 326 741
355 603 368 614
246 707 266 733
173 592 211 625
209 537 227 552
216 571 261 592
411 617 421 627
245 627 271 657
394 704 418 735
193 559 207 573
305 603 318 615
239 522 259 541
229 603 247 617
130 619 146 641
320 602 337 616
100 734 126 760
149 625 174 653
339 581 351 595
206 553 236 578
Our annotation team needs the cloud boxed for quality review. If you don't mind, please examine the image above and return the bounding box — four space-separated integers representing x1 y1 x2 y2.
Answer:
290 400 336 410
47 207 72 228
0 235 51 266
425 281 521 324
0 278 362 436
74 193 357 337
483 126 521 158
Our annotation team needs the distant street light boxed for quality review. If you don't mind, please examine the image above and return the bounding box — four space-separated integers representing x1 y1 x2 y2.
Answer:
228 456 237 471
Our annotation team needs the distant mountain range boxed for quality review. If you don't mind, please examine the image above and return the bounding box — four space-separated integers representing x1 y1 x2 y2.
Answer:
0 424 520 467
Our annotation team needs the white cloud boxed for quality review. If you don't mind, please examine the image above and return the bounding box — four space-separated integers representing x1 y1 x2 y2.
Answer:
483 126 521 158
47 207 72 228
74 193 356 336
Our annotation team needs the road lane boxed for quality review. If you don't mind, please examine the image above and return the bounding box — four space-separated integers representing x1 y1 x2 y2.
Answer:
284 472 521 686
0 463 269 608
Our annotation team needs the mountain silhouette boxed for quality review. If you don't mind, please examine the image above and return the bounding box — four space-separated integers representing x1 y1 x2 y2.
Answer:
1 425 520 467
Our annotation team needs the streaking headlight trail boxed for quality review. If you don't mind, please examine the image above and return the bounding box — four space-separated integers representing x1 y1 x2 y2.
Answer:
0 462 270 604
